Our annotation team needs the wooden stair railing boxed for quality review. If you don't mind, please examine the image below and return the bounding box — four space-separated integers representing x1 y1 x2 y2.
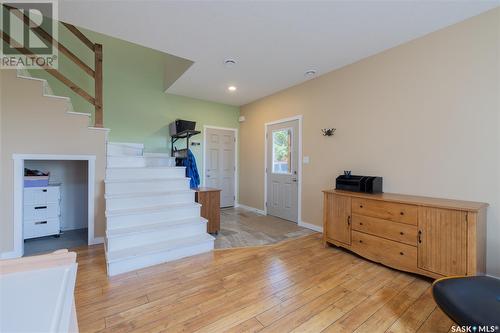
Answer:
1 5 104 127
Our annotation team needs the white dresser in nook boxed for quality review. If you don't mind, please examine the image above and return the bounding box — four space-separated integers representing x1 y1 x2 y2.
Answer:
23 184 61 239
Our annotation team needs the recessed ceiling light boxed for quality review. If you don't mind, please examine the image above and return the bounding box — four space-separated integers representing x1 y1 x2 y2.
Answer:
305 69 317 78
224 59 237 67
228 86 237 92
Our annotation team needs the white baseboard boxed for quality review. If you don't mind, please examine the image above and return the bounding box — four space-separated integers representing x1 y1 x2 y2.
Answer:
90 236 104 245
0 250 21 259
235 203 266 215
298 221 323 232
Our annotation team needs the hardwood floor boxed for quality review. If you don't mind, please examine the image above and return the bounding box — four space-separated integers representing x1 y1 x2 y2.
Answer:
74 233 453 333
215 207 315 248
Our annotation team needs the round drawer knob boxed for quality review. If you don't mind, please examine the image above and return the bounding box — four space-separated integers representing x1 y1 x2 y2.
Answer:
359 240 363 243
360 205 363 208
400 252 404 256
359 222 363 226
400 232 404 235
400 212 405 216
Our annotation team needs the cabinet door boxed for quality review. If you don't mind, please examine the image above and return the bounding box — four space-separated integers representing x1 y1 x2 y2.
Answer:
417 207 467 276
324 193 352 245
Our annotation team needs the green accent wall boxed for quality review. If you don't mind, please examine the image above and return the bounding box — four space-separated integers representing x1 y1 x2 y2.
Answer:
30 23 239 181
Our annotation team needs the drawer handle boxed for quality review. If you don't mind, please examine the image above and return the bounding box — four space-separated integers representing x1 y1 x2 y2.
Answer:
399 252 404 256
359 240 363 243
347 216 351 226
400 211 404 216
359 222 363 226
359 205 363 208
418 230 422 243
35 221 48 225
34 206 47 210
400 232 404 235
42 189 47 192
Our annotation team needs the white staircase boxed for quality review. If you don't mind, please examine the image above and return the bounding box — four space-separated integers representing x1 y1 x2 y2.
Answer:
104 142 214 276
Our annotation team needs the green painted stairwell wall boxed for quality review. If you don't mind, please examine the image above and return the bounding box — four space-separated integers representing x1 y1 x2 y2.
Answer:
30 23 240 185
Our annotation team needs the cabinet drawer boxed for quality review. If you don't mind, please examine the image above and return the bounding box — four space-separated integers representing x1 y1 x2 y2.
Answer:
351 231 417 272
352 198 417 225
352 214 417 246
24 218 60 239
24 187 60 205
23 204 60 221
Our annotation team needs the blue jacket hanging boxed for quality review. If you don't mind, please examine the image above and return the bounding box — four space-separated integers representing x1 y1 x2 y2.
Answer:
183 149 200 189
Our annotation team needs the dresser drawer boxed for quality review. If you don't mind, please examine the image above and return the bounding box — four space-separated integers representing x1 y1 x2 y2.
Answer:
351 231 417 272
352 198 417 225
24 186 60 205
352 214 417 246
24 218 60 239
23 204 60 221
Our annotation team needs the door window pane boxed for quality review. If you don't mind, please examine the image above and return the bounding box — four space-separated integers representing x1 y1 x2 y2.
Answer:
272 128 291 174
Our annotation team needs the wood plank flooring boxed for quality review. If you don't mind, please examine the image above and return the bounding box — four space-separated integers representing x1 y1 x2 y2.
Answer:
74 233 454 333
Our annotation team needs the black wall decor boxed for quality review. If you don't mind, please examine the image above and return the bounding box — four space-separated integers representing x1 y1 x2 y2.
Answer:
321 128 336 136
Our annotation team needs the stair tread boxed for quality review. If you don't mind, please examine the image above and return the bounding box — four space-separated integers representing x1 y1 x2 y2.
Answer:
143 153 172 157
105 189 194 199
104 177 190 184
107 166 185 170
108 142 144 148
107 155 173 159
107 217 208 237
107 233 215 262
106 202 201 217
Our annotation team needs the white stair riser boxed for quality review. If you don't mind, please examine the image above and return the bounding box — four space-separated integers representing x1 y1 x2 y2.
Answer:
107 144 144 157
107 240 214 276
107 205 200 229
105 179 190 195
107 156 175 168
106 192 194 210
145 157 176 167
107 222 207 251
106 167 185 180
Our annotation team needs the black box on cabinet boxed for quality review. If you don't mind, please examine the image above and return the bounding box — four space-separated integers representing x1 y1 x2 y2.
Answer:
335 174 383 193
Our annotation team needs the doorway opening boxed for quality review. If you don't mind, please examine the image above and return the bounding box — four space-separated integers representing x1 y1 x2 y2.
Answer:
264 116 302 223
23 160 88 256
12 154 97 258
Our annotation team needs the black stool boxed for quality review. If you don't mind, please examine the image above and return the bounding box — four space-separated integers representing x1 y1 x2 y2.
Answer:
432 276 500 327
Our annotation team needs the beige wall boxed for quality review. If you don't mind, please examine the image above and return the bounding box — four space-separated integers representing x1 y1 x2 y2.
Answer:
239 9 500 276
0 69 107 254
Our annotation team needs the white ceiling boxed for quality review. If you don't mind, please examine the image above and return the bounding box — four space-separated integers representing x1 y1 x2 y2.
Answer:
59 1 500 106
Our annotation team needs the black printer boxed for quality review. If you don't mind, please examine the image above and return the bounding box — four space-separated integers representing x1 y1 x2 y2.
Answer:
335 171 383 194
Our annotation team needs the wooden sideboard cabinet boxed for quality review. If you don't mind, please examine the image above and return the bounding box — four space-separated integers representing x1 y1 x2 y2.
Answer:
195 187 221 234
323 190 487 278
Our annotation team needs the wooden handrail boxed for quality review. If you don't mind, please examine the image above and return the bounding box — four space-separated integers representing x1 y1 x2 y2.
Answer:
61 22 95 51
0 30 96 105
2 4 104 127
94 44 103 127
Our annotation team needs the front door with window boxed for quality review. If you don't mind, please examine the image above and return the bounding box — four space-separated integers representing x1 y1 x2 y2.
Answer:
266 119 299 222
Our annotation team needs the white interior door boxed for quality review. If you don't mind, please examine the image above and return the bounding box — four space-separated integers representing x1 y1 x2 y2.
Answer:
266 120 299 222
205 128 236 207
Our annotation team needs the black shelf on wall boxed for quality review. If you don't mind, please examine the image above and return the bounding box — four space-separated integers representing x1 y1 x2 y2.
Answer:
170 130 201 166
